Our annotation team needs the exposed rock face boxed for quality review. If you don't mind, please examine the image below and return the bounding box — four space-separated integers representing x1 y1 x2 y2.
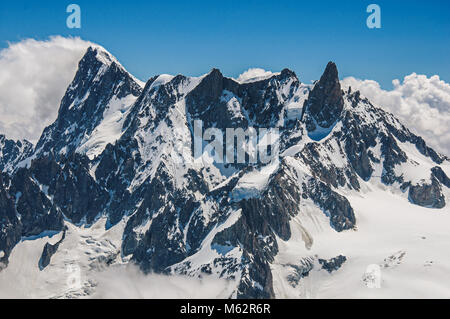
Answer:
0 135 33 173
210 169 300 298
39 227 67 270
0 173 22 266
0 48 448 298
302 62 344 131
319 255 347 273
432 166 450 188
10 167 64 237
12 154 110 227
409 177 446 209
286 258 315 288
302 177 356 231
186 67 302 131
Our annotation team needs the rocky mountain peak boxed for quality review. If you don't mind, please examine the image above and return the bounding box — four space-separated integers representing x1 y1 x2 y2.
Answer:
279 68 298 81
192 68 225 101
302 61 344 130
81 46 124 70
321 61 339 84
33 46 143 159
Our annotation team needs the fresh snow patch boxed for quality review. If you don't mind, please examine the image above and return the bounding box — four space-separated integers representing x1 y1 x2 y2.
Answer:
172 208 243 271
150 74 175 90
394 139 438 184
231 161 280 201
77 94 138 159
285 102 303 120
221 90 244 120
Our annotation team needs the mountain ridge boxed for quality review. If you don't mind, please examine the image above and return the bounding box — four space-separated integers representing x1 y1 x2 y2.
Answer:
0 46 449 298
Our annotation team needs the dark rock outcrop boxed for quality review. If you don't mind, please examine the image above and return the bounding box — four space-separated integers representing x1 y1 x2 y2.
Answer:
0 173 22 266
302 62 344 131
409 177 446 209
0 135 33 173
39 227 67 270
303 178 356 231
286 258 315 287
432 166 450 188
319 255 347 273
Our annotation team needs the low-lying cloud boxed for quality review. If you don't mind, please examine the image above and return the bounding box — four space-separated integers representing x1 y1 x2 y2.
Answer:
0 263 236 299
91 265 236 299
342 74 450 156
0 36 93 143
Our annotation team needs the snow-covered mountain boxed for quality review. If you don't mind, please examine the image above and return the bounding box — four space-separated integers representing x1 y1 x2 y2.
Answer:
34 47 143 160
1 47 449 299
0 135 33 173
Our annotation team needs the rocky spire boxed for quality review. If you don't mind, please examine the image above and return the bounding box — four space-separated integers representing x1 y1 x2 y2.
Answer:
303 61 344 130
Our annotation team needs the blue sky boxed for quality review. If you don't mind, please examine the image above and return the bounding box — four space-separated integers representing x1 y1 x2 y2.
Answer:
0 0 449 88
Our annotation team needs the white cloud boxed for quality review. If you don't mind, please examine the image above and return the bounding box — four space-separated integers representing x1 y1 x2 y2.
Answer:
236 68 277 84
90 265 237 299
342 74 450 156
0 260 236 299
0 36 93 143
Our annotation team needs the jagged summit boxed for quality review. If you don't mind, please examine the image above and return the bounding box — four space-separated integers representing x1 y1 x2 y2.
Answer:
301 61 344 131
33 46 143 159
321 61 339 83
86 46 119 66
83 46 117 67
82 46 143 84
190 67 227 102
280 68 297 80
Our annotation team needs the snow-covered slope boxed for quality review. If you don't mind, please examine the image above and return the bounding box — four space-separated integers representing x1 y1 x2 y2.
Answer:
0 48 449 299
0 135 33 173
272 188 450 298
33 47 143 160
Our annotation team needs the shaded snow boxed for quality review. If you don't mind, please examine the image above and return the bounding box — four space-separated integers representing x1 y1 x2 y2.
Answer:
77 94 138 159
231 161 280 201
394 139 440 184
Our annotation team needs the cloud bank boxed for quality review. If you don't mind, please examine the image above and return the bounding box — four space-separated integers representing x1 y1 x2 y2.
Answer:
0 263 236 299
342 74 450 156
91 265 236 299
0 36 93 143
236 68 277 84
